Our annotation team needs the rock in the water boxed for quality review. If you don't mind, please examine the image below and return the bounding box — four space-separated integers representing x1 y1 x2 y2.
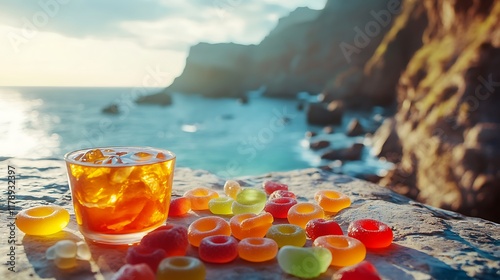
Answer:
3 158 498 280
346 118 365 137
321 143 364 161
309 140 330 150
306 101 344 125
370 118 401 162
102 104 119 115
305 131 317 138
323 126 334 134
135 92 172 106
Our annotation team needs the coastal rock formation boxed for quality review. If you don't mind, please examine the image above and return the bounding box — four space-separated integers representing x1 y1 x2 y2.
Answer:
376 1 500 222
167 43 255 98
135 92 172 106
161 0 398 107
2 159 498 280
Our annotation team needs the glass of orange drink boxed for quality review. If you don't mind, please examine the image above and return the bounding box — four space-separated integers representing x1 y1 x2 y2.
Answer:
64 146 175 245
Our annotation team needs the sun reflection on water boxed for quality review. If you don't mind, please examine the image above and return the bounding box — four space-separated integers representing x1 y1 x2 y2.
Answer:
0 88 61 158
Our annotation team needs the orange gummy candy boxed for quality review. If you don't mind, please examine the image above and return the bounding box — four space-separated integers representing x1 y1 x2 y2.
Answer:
313 235 366 267
184 187 219 211
187 216 231 247
229 212 273 240
238 237 278 262
287 202 324 229
314 190 351 213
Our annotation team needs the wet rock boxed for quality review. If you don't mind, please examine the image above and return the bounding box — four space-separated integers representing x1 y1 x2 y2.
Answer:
135 92 172 106
346 119 365 137
323 126 334 134
102 104 119 115
305 131 317 138
306 101 344 125
309 140 330 150
321 143 364 161
371 118 402 162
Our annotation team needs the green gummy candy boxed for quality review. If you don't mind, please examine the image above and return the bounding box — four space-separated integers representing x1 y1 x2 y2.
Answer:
236 188 267 205
231 200 266 215
208 197 234 215
277 246 332 279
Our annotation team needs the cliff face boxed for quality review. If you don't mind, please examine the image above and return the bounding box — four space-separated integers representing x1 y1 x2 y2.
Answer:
167 43 255 98
378 0 500 222
167 0 398 106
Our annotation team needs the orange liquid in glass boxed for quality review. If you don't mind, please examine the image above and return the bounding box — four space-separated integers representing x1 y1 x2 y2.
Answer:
65 147 175 235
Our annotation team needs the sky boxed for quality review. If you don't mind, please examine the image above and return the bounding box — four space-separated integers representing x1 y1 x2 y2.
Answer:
0 0 326 87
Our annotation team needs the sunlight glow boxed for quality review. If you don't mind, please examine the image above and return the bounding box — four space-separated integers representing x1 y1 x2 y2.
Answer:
0 89 60 158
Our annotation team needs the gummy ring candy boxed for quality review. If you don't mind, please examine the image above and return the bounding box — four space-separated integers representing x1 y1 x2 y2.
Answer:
169 197 191 217
126 245 167 272
237 237 278 262
232 188 267 215
208 197 234 215
231 200 266 215
265 197 297 219
230 212 273 240
305 218 343 241
187 216 231 247
287 202 324 229
266 224 306 248
313 235 366 267
16 205 70 236
347 219 393 249
263 181 288 195
198 235 238 263
269 190 296 200
224 180 242 199
314 190 351 213
277 246 332 278
332 260 382 280
113 263 156 280
184 187 219 210
157 256 206 280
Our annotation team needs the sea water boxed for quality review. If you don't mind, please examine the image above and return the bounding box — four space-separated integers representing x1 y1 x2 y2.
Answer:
0 87 392 178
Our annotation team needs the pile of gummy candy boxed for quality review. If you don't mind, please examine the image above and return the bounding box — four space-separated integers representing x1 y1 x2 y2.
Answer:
16 180 394 280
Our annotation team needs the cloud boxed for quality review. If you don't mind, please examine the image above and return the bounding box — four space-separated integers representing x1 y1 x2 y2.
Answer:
0 0 326 50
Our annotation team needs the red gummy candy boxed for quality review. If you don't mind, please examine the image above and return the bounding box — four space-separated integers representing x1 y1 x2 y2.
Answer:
141 224 189 257
332 261 382 280
125 245 166 272
347 219 393 249
198 235 238 264
264 197 298 218
269 190 296 200
305 218 343 240
112 263 156 280
263 181 289 195
169 197 191 217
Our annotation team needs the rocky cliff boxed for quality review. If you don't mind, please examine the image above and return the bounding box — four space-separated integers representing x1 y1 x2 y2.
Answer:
375 0 500 223
166 0 398 107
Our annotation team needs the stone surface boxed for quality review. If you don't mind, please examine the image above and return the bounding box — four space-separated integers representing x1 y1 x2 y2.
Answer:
1 158 498 279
